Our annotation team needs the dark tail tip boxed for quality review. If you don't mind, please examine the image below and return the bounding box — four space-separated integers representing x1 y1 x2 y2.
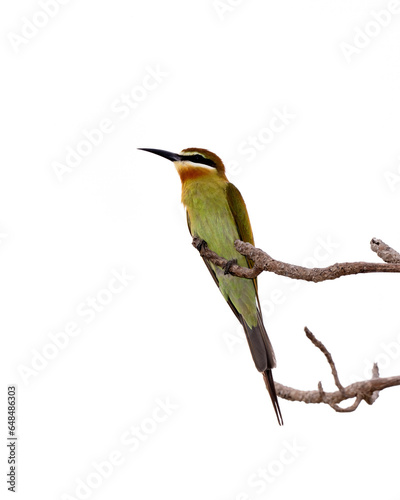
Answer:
263 369 283 426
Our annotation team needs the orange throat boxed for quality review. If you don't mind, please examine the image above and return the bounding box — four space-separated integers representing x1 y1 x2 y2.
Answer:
175 163 216 183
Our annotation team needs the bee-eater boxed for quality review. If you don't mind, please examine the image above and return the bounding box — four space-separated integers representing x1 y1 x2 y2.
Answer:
139 147 283 425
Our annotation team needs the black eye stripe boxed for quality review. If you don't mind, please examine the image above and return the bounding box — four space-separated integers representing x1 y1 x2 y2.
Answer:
182 154 216 168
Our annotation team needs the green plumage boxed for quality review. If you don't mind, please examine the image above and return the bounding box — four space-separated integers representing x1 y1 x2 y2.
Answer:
183 176 258 328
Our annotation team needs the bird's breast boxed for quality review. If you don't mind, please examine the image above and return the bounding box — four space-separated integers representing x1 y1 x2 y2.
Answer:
182 179 240 262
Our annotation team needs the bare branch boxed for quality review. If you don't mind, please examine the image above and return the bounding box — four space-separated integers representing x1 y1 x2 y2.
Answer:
192 237 400 282
192 237 400 412
274 328 400 412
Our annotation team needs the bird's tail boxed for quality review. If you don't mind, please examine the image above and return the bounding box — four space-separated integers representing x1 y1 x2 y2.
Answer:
262 369 283 426
241 311 283 425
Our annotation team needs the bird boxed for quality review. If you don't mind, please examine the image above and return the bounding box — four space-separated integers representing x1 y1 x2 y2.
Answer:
138 147 283 425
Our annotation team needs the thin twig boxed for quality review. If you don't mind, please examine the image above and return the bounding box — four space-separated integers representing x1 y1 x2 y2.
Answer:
304 327 345 395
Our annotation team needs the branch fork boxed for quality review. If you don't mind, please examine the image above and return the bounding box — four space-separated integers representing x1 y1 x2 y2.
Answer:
274 328 400 413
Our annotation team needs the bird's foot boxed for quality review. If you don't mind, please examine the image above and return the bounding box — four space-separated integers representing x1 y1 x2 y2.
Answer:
193 237 208 252
223 258 237 275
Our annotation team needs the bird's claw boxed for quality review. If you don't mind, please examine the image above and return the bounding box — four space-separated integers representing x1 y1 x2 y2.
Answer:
224 258 237 275
193 237 207 252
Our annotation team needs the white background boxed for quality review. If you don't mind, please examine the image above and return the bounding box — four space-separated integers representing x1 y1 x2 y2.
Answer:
2 1 400 499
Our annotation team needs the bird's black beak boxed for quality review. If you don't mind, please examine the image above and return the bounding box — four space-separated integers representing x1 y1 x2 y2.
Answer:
138 148 182 162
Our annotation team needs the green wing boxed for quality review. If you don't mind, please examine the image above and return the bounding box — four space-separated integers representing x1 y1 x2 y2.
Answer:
187 182 258 308
226 183 278 370
226 183 254 247
226 182 257 290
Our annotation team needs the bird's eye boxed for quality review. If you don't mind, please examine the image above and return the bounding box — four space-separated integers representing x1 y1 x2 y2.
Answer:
185 153 216 168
